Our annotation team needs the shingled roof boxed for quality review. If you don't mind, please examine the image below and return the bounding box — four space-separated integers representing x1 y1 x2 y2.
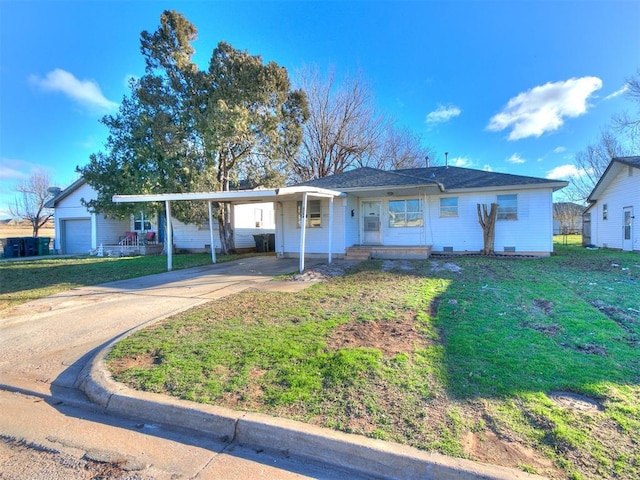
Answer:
296 166 567 192
587 156 640 202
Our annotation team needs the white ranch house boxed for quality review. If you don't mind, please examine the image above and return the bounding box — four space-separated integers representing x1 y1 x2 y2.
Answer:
584 156 639 251
113 166 567 271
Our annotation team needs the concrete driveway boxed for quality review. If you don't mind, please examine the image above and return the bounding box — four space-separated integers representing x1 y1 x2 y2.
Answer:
1 256 359 479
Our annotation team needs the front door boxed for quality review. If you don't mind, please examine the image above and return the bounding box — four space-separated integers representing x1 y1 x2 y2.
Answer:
623 207 633 251
362 201 382 244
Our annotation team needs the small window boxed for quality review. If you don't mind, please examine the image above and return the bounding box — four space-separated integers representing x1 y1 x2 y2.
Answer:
389 199 423 227
440 197 458 217
297 200 322 228
134 212 152 231
497 194 517 220
603 204 608 221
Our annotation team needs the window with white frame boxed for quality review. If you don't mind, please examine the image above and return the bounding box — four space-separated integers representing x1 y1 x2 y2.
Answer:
297 200 322 228
497 194 517 220
388 199 423 227
134 212 152 231
440 197 458 217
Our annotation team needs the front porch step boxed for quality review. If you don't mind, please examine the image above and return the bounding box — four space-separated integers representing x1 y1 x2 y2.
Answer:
345 245 432 261
345 247 372 260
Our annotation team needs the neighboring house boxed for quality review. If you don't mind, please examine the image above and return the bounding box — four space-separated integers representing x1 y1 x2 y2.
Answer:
45 178 275 255
284 166 567 257
553 202 585 235
584 156 640 251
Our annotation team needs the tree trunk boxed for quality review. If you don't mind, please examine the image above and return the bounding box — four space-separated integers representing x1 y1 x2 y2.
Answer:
217 203 234 255
477 203 498 255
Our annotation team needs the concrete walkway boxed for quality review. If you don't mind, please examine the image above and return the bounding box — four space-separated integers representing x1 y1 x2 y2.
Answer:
1 256 544 479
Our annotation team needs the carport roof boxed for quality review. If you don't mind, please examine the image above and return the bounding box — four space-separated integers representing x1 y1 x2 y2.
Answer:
112 186 344 204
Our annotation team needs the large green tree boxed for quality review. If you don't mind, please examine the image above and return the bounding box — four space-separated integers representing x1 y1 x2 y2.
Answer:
79 10 307 254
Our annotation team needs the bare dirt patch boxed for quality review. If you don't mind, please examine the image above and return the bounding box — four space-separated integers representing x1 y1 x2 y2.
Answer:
523 321 562 337
430 261 463 273
463 430 559 477
326 317 427 358
109 354 158 376
548 391 601 413
382 260 416 272
532 299 553 315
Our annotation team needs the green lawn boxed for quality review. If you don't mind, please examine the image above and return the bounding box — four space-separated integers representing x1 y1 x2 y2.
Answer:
106 237 640 479
0 252 256 313
4 239 639 479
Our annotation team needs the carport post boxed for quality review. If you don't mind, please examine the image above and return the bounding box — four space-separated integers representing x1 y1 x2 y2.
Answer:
208 200 216 264
299 192 307 273
328 196 333 264
165 200 173 271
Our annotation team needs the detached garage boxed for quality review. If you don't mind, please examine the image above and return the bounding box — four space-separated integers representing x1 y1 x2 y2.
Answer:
45 178 129 255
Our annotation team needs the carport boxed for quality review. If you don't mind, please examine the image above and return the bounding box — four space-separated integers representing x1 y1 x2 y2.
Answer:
112 186 344 273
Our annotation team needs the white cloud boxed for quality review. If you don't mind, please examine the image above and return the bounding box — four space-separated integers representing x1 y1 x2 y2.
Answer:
30 68 118 111
487 76 602 140
604 84 629 100
553 146 567 153
0 158 34 183
507 153 526 164
546 164 589 180
426 104 461 125
451 156 472 168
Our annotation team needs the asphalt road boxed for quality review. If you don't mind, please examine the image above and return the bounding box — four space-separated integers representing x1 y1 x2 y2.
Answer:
0 256 363 479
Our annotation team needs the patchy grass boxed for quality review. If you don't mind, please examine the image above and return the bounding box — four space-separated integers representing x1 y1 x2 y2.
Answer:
0 253 257 313
108 243 640 479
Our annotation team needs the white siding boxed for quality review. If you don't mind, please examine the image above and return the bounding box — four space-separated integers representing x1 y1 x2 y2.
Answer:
171 203 276 251
95 215 131 246
234 203 275 249
590 166 640 250
427 189 554 254
171 218 218 251
277 188 556 256
278 197 347 255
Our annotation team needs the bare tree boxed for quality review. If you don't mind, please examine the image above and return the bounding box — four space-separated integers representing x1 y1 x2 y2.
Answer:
372 124 436 171
10 170 54 237
291 66 384 181
613 70 640 145
566 130 629 202
292 66 432 181
554 202 584 235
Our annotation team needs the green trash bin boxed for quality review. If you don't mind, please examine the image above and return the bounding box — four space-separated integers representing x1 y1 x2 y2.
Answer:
37 237 50 255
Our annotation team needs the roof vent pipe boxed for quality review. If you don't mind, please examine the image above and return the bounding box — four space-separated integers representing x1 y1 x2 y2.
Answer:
445 152 449 168
425 156 429 168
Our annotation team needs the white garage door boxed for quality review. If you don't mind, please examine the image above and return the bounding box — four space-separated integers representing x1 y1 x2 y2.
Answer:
62 219 91 254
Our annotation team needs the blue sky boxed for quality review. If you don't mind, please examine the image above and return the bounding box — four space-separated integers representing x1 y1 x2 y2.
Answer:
1 0 638 218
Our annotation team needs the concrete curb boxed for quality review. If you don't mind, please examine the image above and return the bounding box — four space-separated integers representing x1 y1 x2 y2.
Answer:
78 342 546 480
